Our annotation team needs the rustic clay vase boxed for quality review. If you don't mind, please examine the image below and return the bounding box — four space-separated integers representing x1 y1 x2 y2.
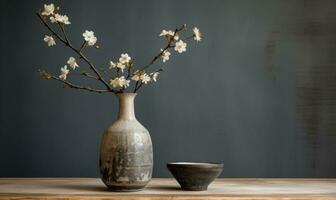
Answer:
99 93 153 191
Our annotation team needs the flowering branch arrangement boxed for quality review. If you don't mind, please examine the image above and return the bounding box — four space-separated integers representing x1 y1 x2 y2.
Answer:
37 3 202 94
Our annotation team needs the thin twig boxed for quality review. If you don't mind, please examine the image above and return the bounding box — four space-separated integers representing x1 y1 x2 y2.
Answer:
50 76 110 93
78 52 113 90
135 82 143 92
58 23 70 44
98 68 108 75
133 81 139 93
71 70 99 80
81 72 99 80
79 41 86 52
137 82 143 91
181 35 194 41
126 67 132 79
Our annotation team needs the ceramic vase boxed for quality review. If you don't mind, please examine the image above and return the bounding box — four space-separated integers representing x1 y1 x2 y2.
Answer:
99 93 153 191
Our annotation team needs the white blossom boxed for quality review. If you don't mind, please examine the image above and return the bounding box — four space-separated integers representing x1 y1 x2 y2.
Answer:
160 30 174 37
50 14 70 25
67 57 79 70
160 30 178 40
110 77 122 88
140 73 151 84
82 30 97 46
150 72 159 82
110 54 129 72
119 53 131 64
122 78 131 88
116 62 126 72
174 40 187 53
109 61 117 69
60 15 70 24
131 70 142 81
59 65 69 80
161 49 171 63
110 61 126 72
41 4 55 16
193 27 202 42
132 71 151 84
110 76 130 88
50 15 57 23
43 35 56 46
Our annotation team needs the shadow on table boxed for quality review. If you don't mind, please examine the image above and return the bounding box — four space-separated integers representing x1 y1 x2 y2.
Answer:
52 184 109 192
147 185 181 191
52 184 182 192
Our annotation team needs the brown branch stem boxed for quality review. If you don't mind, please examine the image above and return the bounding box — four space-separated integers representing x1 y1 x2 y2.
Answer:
134 82 144 93
58 23 70 44
81 72 99 80
126 67 132 80
79 41 86 52
50 76 110 93
133 81 139 93
181 35 194 41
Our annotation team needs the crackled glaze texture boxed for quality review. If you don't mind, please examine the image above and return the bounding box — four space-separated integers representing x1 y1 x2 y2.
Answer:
99 93 153 191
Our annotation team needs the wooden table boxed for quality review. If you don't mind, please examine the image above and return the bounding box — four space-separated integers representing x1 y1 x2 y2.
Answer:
0 178 335 200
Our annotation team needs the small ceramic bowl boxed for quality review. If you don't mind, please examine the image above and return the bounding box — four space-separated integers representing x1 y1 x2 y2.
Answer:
167 162 223 191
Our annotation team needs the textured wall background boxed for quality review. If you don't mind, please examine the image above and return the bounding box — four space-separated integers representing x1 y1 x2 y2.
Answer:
1 0 336 177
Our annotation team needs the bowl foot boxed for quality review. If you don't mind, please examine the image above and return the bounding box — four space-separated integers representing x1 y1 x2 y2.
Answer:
181 185 208 191
106 185 145 192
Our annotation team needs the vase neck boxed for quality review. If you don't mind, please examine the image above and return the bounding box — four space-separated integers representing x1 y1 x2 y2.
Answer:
116 93 137 120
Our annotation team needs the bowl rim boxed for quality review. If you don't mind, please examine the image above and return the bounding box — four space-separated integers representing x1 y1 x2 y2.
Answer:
167 162 223 168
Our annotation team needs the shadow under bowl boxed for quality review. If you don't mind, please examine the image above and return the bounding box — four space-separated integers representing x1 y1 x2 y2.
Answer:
167 162 223 191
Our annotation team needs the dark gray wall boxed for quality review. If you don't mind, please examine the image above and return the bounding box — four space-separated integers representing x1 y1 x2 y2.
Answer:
1 0 336 178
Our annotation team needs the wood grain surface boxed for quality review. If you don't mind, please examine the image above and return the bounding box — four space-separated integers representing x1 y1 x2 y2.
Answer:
0 178 336 199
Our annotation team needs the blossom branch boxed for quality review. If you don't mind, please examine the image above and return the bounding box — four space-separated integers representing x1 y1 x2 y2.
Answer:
140 24 186 71
38 3 202 94
134 25 185 92
36 12 115 93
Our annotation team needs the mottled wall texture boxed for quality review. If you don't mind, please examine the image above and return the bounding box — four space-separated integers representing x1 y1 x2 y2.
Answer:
1 0 336 177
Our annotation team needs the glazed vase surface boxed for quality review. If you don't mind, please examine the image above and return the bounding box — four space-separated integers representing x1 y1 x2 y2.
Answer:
99 93 153 191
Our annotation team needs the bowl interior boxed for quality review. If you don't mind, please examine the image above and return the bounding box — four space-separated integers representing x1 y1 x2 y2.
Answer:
167 162 223 168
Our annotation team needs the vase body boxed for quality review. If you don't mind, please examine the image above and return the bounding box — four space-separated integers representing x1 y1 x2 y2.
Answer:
99 93 153 191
